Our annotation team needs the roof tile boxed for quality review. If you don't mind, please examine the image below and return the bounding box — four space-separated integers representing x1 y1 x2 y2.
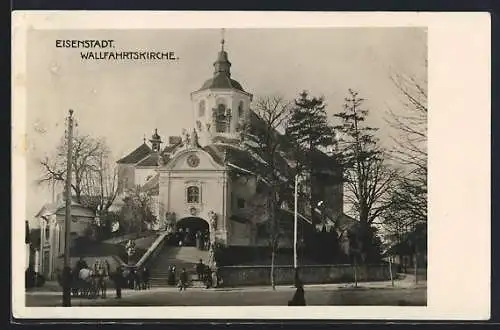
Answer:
117 143 152 164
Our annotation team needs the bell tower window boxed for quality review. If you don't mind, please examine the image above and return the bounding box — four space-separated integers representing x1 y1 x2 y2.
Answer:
198 100 205 117
215 104 228 133
238 101 244 118
149 129 162 153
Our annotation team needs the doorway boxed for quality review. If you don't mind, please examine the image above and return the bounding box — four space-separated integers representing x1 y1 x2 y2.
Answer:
176 217 209 247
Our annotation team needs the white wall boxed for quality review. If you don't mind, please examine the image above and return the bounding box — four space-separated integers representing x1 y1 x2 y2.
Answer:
26 244 30 271
159 149 228 242
135 168 157 186
190 89 252 146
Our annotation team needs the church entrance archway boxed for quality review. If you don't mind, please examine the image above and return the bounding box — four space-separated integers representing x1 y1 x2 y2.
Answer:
176 217 209 248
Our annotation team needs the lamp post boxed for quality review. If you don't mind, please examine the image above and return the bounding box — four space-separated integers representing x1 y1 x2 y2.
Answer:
62 109 74 307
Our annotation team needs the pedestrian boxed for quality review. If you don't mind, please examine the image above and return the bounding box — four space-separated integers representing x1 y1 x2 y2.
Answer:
112 266 123 299
178 268 188 291
169 265 177 286
167 265 174 286
204 265 212 288
288 271 306 306
178 228 184 246
62 266 72 298
211 268 219 288
196 259 204 281
142 266 150 290
204 230 210 250
195 231 201 249
76 257 88 271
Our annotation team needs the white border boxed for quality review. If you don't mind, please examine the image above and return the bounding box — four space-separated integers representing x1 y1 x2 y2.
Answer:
12 11 491 320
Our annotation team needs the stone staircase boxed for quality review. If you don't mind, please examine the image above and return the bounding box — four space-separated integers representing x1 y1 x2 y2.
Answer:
149 245 210 288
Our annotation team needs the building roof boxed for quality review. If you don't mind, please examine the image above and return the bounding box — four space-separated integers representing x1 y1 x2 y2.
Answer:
117 143 152 164
136 153 161 167
35 199 95 218
199 73 245 92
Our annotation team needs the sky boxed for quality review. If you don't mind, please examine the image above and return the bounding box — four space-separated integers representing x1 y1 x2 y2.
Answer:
24 27 427 225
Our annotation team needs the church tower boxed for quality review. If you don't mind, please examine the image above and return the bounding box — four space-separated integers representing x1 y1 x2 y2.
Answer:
190 30 253 147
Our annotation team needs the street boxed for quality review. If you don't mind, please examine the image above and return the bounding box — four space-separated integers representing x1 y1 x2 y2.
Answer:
25 282 426 307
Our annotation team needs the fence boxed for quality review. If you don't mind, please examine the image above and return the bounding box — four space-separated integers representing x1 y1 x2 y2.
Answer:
218 263 397 287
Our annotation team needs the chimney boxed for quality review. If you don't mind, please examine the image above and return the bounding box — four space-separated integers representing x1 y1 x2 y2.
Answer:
169 136 182 145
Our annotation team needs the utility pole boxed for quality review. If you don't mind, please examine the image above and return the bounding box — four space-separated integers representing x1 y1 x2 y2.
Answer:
293 174 298 270
62 109 74 307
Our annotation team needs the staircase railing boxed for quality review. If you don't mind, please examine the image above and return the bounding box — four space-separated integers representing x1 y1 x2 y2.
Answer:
135 231 170 270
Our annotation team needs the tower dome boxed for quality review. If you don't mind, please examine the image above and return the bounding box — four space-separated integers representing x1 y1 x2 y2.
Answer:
197 32 246 93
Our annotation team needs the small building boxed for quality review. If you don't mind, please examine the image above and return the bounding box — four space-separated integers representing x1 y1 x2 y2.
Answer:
34 197 96 280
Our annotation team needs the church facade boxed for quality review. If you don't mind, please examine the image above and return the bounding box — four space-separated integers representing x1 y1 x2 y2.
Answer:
116 38 345 248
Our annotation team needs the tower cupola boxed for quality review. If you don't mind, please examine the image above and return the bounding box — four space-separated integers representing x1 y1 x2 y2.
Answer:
214 37 231 76
149 128 162 152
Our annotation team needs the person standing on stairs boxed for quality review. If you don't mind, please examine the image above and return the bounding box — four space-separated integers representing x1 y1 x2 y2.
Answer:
196 259 205 281
168 265 176 286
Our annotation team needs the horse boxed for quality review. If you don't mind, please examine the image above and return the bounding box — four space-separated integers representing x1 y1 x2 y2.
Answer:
95 262 109 298
78 267 101 299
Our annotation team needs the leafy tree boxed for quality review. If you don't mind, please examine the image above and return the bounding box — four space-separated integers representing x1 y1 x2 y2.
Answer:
333 89 396 263
286 91 336 222
118 185 158 234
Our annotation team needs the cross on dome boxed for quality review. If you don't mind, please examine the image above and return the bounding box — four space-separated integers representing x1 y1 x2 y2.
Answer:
221 28 225 51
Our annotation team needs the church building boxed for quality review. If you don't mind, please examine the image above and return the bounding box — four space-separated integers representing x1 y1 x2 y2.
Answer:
115 36 348 249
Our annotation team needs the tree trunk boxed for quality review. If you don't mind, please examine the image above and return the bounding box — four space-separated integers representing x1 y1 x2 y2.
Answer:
389 257 394 287
269 192 277 290
353 255 358 288
414 249 418 285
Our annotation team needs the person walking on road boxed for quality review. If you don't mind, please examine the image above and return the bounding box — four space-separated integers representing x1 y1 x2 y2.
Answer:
178 268 188 291
112 266 123 299
288 270 306 306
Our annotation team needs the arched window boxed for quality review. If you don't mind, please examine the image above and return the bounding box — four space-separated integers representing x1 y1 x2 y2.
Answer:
198 100 205 117
187 186 200 203
238 101 244 117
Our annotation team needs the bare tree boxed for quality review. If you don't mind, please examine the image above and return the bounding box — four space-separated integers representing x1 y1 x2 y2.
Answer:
38 133 119 213
242 95 292 290
384 67 428 275
387 71 427 176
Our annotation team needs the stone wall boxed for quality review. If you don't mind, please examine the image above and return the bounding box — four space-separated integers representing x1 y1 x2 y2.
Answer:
218 264 396 287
